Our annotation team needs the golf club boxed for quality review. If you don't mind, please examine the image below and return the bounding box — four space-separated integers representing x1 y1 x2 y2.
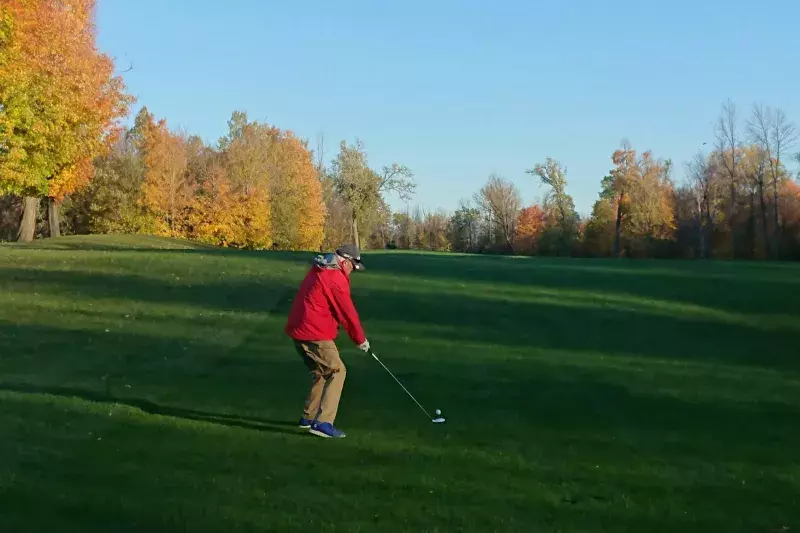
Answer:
369 351 446 424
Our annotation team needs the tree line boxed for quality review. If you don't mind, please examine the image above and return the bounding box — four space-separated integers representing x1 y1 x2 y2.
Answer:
338 105 800 262
2 0 800 260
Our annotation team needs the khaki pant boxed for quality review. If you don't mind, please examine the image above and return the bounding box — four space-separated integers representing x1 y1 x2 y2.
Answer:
293 340 346 424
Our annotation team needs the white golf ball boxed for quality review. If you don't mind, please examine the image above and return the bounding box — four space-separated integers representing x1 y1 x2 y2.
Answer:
435 409 441 416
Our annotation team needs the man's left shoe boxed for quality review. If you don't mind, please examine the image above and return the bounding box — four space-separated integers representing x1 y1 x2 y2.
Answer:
309 421 346 439
298 417 313 429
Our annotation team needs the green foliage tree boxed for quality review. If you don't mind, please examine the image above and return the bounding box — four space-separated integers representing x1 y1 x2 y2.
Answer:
329 140 380 248
527 158 579 255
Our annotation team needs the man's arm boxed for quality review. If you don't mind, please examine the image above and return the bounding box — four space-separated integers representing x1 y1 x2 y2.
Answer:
328 277 366 346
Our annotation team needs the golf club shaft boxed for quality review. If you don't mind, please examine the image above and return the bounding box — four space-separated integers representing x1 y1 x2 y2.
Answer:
370 352 432 420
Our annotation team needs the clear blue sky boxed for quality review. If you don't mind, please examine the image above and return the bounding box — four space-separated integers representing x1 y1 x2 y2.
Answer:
96 0 800 216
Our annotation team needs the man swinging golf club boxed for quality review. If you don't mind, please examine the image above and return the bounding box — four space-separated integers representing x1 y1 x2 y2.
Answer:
285 244 369 439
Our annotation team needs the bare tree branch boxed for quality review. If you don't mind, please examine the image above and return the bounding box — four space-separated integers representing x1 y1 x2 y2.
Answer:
715 99 741 257
379 163 415 201
115 61 134 74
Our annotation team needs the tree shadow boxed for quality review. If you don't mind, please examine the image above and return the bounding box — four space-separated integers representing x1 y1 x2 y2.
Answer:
0 266 298 315
356 287 800 372
0 382 302 437
3 264 798 372
360 253 800 315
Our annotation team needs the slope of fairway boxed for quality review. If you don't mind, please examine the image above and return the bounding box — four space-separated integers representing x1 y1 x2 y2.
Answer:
1 235 799 532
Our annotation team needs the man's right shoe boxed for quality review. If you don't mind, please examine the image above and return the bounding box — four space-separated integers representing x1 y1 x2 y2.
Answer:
298 417 313 429
309 421 346 439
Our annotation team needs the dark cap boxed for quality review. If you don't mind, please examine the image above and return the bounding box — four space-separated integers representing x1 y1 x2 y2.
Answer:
336 244 365 271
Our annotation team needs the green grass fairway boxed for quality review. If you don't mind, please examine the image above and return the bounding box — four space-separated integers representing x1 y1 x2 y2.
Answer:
1 235 799 532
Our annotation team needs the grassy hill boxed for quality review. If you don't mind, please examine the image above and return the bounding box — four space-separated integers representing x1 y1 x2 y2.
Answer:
1 235 799 532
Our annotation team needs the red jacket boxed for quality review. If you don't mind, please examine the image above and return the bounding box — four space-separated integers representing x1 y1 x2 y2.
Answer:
285 255 366 345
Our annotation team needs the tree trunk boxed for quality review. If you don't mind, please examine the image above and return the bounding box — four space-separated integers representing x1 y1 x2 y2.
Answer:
703 200 714 260
16 197 40 243
757 179 770 258
697 200 706 260
773 182 781 259
48 197 61 238
729 184 738 259
698 220 706 260
351 210 360 249
613 195 623 257
748 190 757 259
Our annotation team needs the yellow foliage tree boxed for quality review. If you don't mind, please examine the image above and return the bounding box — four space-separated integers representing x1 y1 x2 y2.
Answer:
140 118 192 237
220 111 322 250
0 0 132 241
608 145 675 256
187 161 272 249
267 131 324 250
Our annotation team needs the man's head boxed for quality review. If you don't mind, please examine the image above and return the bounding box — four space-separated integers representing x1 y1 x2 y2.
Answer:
335 244 365 276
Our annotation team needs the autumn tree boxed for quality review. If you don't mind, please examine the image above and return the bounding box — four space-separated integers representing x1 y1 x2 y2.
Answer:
683 152 723 258
215 112 285 249
315 132 350 251
626 153 674 245
473 175 521 251
139 117 193 236
418 210 451 251
220 112 271 194
183 144 235 246
604 145 674 257
780 180 800 258
513 205 546 255
747 105 797 258
265 130 324 250
583 193 617 257
606 145 634 256
0 0 132 242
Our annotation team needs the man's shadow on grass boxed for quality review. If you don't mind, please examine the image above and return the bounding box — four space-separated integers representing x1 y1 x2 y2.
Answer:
0 382 305 438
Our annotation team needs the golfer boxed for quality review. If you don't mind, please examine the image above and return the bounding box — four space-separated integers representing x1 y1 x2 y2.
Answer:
285 244 369 438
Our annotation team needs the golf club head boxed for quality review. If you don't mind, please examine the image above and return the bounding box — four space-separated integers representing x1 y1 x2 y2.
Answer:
432 417 446 424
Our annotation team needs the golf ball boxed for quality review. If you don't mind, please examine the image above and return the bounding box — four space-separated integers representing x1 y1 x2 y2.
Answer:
435 409 441 416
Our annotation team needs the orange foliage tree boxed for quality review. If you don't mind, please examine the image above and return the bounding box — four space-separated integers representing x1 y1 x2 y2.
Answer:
140 118 193 237
513 205 546 254
0 0 132 241
778 180 800 258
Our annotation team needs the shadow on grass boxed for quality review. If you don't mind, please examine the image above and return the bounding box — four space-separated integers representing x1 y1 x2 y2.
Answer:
0 382 302 437
15 239 799 316
0 266 298 315
9 236 310 262
3 264 798 372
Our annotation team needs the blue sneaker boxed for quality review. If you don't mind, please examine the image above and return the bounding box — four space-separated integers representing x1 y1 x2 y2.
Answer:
309 421 346 439
298 417 313 429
